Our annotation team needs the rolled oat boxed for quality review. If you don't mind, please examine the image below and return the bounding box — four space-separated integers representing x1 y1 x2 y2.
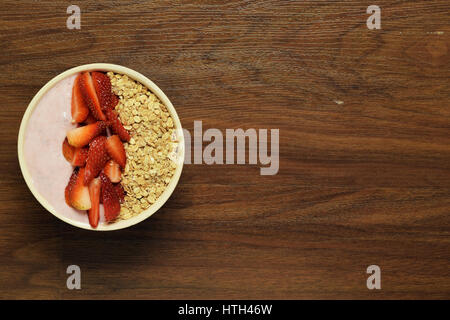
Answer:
107 72 178 220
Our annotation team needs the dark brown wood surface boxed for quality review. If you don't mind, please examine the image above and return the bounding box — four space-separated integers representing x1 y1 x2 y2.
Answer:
0 0 449 299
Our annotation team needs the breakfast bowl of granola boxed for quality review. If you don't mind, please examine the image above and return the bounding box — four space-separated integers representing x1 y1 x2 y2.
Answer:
18 63 184 231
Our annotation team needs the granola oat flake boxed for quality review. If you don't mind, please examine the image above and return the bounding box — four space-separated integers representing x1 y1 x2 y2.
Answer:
107 72 178 220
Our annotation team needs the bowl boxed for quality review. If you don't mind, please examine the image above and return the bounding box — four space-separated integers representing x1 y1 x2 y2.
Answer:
18 63 184 231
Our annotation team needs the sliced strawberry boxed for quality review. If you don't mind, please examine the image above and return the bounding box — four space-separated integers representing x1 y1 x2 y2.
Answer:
99 173 120 222
83 113 97 125
62 138 88 166
114 183 125 203
71 147 88 167
103 159 121 183
87 177 101 228
106 109 130 142
79 72 106 121
71 74 89 123
92 71 114 111
84 136 110 185
62 138 75 163
105 135 126 168
69 167 91 210
65 168 78 206
111 94 119 108
66 121 108 148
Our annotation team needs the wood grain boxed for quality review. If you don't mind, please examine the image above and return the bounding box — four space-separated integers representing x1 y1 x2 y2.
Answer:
0 0 449 299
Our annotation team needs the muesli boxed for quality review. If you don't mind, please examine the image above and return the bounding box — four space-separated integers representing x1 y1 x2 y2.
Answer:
62 71 177 228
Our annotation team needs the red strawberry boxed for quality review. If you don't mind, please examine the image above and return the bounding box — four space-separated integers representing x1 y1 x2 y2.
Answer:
103 159 121 183
71 74 89 123
84 136 110 185
87 177 101 228
105 109 130 142
65 168 78 206
83 113 97 125
111 94 119 108
114 183 125 203
105 135 126 168
91 71 114 111
62 138 88 166
79 72 106 121
69 167 91 210
62 138 74 162
99 173 120 222
66 121 108 148
71 148 88 167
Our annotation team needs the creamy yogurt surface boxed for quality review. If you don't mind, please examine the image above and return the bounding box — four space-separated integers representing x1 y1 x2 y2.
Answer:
23 74 105 226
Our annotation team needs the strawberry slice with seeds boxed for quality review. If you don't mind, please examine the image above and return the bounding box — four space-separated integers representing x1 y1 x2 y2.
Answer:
114 183 125 203
106 109 130 142
103 159 121 183
99 172 120 222
62 137 75 162
84 136 110 185
66 121 108 148
105 135 126 168
62 138 88 166
92 71 114 111
111 94 119 108
71 74 89 123
69 167 91 210
65 168 79 206
71 147 88 167
79 72 106 121
87 177 101 228
83 113 97 125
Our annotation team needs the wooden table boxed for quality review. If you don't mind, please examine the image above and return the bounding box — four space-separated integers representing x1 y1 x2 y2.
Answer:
0 0 448 299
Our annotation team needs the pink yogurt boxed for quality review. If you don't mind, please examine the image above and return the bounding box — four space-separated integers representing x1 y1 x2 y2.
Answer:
24 74 105 227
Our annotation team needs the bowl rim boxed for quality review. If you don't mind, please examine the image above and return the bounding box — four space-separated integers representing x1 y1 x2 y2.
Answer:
17 63 185 231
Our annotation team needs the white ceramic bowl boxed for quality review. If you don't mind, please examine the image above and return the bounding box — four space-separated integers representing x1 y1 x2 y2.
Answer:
18 63 184 231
